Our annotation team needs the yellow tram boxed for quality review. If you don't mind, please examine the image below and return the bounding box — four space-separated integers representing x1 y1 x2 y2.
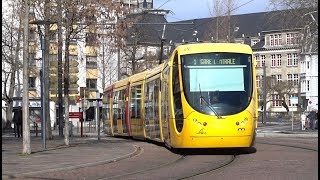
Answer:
103 42 258 148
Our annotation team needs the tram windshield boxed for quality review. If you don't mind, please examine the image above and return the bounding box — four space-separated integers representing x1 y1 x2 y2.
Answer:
181 53 253 116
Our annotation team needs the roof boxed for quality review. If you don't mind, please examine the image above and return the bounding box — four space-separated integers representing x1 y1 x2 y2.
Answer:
125 8 316 46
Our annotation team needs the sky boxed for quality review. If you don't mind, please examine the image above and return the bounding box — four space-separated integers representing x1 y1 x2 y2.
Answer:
153 0 271 22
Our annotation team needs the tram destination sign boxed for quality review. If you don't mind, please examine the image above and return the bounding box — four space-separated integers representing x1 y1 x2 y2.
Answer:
188 58 241 66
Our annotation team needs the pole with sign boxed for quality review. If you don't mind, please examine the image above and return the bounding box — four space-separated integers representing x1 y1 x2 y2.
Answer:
290 97 298 131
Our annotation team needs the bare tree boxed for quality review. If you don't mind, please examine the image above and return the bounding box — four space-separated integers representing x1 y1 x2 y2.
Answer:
2 0 23 128
259 76 296 112
208 0 236 42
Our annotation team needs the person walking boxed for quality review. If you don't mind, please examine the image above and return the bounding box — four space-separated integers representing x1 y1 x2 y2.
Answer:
13 106 23 138
301 112 306 130
307 110 317 130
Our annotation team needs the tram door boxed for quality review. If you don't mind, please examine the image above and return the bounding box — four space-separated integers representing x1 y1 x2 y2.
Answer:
161 66 170 141
113 89 127 135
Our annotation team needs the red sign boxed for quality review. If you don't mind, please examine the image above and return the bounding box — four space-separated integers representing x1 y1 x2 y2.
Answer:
69 112 83 118
76 96 81 103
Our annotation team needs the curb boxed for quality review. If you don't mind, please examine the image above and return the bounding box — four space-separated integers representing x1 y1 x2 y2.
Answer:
257 132 318 138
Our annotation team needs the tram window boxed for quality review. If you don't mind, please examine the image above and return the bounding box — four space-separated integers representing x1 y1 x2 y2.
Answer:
131 85 142 118
145 81 155 122
172 53 184 132
154 79 160 118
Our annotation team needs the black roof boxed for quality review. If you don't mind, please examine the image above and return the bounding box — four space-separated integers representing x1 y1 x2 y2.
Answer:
126 8 316 46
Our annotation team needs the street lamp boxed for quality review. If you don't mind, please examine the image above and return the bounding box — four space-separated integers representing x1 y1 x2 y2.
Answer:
29 20 56 149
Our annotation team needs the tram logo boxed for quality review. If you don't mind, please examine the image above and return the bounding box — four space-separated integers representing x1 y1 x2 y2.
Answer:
238 128 246 131
197 128 207 134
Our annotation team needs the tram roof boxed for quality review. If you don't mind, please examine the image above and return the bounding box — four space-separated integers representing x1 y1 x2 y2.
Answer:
146 63 165 78
175 43 253 55
129 70 149 83
114 77 129 89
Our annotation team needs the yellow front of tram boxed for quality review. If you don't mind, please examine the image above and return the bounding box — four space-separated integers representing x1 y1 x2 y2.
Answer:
168 43 258 148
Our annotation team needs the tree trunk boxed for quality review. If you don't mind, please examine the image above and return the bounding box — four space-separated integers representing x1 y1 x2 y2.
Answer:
44 0 53 139
57 0 64 137
63 11 70 146
22 0 31 154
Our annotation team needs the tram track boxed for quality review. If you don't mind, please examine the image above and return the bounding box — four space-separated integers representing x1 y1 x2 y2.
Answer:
99 148 242 180
256 142 318 152
99 153 187 180
177 154 238 180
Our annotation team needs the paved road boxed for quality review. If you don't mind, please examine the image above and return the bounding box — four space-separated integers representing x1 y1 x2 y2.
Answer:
2 122 318 179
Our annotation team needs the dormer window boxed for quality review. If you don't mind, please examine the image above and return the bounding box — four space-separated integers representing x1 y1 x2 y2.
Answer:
286 33 299 45
270 34 282 46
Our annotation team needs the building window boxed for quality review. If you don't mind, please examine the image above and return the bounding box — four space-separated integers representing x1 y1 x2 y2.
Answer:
307 80 310 91
29 77 36 89
86 79 97 90
49 30 57 41
286 33 293 45
287 53 298 66
274 34 282 46
261 55 266 66
271 74 281 85
276 54 282 66
86 61 97 69
287 74 292 84
287 53 292 66
276 74 282 83
271 75 276 86
29 29 36 40
86 33 97 45
255 55 266 67
271 54 276 67
270 34 281 46
293 74 299 86
256 75 261 88
270 35 274 46
86 56 97 69
287 74 299 86
255 55 260 67
272 94 281 107
307 61 310 69
286 33 299 45
293 53 298 66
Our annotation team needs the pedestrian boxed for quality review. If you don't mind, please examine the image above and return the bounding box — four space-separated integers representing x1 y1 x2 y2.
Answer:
301 112 306 130
13 106 23 138
307 110 317 130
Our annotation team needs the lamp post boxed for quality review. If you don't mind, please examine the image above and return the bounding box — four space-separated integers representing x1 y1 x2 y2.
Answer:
262 64 267 125
30 20 56 149
37 24 46 149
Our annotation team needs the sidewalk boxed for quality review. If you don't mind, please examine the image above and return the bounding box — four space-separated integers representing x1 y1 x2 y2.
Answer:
2 134 139 179
256 121 318 138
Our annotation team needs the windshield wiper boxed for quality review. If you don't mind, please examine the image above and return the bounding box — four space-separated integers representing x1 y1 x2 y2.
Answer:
199 84 222 119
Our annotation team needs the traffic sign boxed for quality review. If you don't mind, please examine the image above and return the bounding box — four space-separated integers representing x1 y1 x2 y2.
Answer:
69 112 83 118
